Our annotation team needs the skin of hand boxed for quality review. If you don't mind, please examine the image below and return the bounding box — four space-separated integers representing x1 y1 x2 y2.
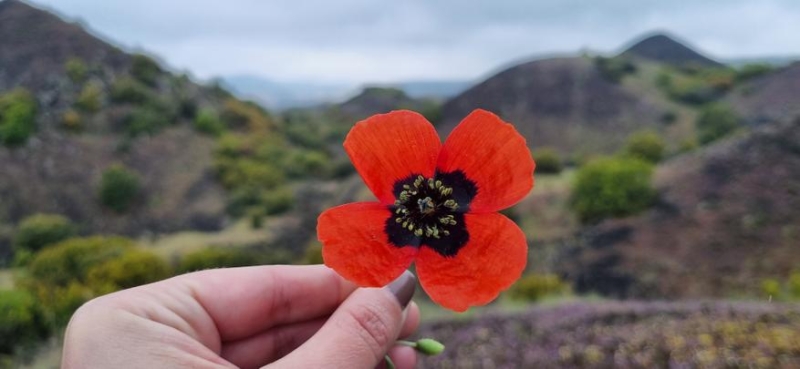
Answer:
61 265 421 369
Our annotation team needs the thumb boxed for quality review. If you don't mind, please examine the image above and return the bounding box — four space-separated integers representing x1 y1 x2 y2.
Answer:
270 271 416 369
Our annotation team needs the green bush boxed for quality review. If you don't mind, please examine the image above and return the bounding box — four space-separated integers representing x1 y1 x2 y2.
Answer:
178 248 260 273
789 272 800 300
23 236 171 326
623 131 665 163
594 56 636 83
696 104 740 144
0 89 37 146
0 290 49 354
65 58 88 83
762 278 782 299
27 236 134 287
217 159 284 190
220 99 274 131
99 164 141 212
87 250 172 294
194 109 225 136
13 214 75 254
736 63 774 82
284 150 330 178
110 77 152 104
533 148 563 174
263 187 294 215
508 273 570 302
123 107 170 136
130 54 161 86
299 242 324 265
570 157 655 224
75 82 103 113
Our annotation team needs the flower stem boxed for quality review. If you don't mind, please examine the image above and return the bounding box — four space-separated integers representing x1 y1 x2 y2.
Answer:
384 355 396 369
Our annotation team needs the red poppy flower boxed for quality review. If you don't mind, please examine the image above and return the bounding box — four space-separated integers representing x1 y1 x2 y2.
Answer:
317 109 535 312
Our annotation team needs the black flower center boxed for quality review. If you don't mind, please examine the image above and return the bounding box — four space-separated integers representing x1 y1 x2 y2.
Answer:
385 170 477 257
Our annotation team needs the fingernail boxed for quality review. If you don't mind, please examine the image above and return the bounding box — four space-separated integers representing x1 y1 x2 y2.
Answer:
385 271 415 308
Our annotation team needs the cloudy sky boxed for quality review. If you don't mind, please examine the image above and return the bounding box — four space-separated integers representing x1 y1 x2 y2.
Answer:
33 0 800 84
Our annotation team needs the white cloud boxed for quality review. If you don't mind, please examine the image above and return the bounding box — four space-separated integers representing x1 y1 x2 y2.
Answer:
32 0 800 84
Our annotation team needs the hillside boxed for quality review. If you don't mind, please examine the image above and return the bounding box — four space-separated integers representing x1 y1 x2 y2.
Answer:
0 0 283 238
438 56 666 156
728 62 800 125
620 33 722 68
0 0 130 92
561 117 800 299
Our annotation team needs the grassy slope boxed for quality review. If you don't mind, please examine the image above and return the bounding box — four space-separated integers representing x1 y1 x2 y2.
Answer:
618 60 699 150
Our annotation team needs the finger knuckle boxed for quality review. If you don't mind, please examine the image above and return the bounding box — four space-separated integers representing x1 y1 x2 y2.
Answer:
342 302 395 357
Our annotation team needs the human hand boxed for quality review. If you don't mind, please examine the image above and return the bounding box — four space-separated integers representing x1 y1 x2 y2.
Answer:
62 265 420 369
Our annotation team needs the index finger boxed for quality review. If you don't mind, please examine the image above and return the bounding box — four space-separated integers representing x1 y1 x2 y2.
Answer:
178 265 357 342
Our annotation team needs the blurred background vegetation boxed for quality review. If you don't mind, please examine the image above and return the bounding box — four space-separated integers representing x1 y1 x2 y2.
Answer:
2 0 800 367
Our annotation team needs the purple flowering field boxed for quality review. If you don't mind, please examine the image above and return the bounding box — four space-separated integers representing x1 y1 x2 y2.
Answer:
417 301 800 368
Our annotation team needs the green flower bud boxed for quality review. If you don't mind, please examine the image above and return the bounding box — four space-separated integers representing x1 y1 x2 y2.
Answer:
414 338 445 356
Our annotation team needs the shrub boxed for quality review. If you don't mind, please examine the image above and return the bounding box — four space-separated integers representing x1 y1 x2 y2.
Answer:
735 63 774 82
284 150 330 178
178 248 259 273
99 164 141 212
217 159 284 191
696 104 740 144
75 82 103 113
789 272 800 300
299 242 324 265
64 58 88 83
262 187 294 215
86 250 171 294
0 290 49 354
130 54 161 86
660 111 677 125
533 148 562 174
194 109 225 136
623 131 665 163
220 99 274 131
27 236 134 287
761 278 782 299
594 56 636 83
123 107 170 136
110 77 152 104
508 273 570 302
13 214 75 254
61 109 81 130
570 157 655 224
0 89 37 146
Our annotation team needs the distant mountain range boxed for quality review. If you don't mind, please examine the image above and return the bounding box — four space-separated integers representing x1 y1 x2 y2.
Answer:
222 75 472 110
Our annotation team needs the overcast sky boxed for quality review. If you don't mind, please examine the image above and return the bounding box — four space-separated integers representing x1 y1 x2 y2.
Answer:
32 0 800 84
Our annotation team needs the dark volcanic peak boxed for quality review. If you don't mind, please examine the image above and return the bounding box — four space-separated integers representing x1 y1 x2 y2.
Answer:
438 57 663 155
0 0 129 90
621 32 722 68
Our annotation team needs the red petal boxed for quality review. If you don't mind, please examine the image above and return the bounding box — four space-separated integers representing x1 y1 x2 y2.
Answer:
437 109 535 213
318 202 418 287
415 212 527 312
344 110 442 205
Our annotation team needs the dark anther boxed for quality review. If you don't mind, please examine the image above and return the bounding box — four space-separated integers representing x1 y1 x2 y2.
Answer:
385 170 477 257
